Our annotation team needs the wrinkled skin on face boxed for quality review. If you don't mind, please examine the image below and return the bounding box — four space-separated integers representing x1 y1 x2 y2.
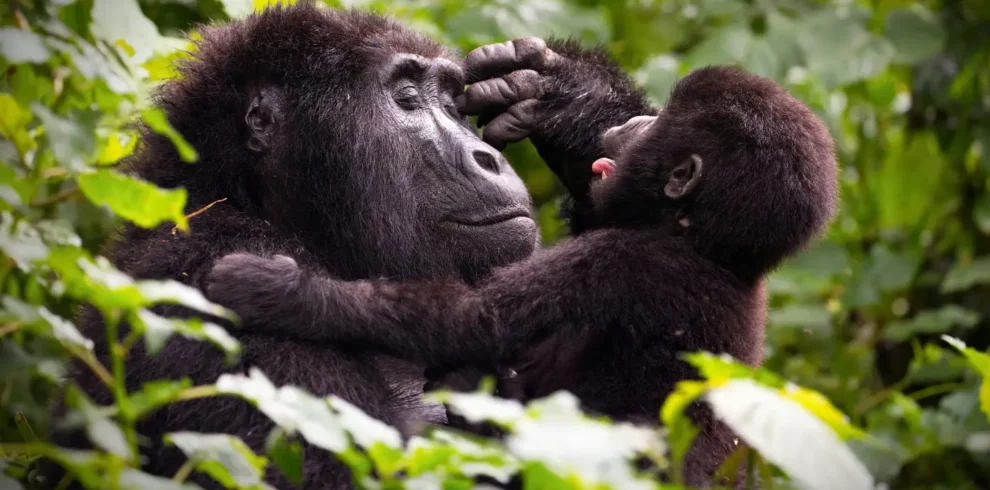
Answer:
376 54 539 281
243 50 539 284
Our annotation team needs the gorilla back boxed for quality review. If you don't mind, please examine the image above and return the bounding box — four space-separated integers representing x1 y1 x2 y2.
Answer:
45 5 539 489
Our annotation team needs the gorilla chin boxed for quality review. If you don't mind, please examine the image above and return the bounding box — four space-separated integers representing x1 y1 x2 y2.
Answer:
441 208 539 280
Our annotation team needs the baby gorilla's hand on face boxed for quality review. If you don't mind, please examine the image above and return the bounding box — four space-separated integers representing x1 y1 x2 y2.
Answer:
205 253 303 327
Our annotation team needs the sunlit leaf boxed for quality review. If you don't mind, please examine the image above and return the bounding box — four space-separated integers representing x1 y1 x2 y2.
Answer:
96 131 139 165
37 306 95 352
328 396 402 449
0 213 49 270
78 169 188 230
706 380 874 490
65 387 132 460
32 103 98 172
90 0 186 64
216 368 349 453
133 310 240 361
118 469 203 490
141 108 199 163
166 432 273 490
0 28 51 63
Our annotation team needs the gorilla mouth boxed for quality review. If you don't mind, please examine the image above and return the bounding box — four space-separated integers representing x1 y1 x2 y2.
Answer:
592 158 616 180
445 207 533 227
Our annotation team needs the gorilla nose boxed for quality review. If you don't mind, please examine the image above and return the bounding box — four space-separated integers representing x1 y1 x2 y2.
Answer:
470 148 505 175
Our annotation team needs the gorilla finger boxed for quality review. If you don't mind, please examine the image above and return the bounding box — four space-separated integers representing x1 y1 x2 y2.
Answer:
482 99 541 150
465 38 555 83
457 70 544 115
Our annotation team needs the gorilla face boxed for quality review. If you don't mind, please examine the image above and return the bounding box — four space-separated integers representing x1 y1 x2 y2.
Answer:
229 13 538 283
377 53 539 280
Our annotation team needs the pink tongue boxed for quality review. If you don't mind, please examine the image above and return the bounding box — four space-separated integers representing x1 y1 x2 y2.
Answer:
592 158 615 176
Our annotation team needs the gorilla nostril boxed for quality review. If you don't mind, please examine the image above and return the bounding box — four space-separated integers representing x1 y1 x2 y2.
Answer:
473 150 501 174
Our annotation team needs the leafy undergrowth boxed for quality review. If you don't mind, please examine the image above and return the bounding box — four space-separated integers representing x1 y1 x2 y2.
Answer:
2 0 990 489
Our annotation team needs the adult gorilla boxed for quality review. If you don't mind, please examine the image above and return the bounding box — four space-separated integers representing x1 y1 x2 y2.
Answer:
44 4 654 490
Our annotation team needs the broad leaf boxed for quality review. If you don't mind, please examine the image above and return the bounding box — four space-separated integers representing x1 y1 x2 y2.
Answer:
78 169 188 230
141 108 199 163
0 28 50 63
706 379 874 490
166 432 273 490
216 368 349 453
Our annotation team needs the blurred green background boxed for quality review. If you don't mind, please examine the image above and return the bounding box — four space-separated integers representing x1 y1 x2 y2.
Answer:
4 0 990 487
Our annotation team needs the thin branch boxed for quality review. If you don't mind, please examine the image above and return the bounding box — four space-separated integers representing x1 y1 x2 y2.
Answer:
171 197 228 235
30 187 81 208
75 351 114 388
0 322 23 336
172 459 196 483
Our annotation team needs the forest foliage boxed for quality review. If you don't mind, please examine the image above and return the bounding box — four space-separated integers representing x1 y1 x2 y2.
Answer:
1 0 989 488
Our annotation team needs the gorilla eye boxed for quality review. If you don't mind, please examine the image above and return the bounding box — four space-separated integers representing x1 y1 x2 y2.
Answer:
394 86 420 110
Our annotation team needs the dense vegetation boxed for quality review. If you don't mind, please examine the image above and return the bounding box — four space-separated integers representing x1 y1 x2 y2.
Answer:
1 0 989 488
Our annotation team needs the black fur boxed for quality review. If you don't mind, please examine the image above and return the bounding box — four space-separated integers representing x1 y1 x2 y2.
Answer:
39 5 555 489
39 4 751 489
205 66 839 487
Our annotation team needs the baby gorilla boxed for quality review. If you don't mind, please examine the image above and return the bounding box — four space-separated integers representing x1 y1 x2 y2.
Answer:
206 66 838 485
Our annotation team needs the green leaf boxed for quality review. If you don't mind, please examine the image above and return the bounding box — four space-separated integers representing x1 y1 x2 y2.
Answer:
768 304 832 332
429 390 526 427
65 386 132 460
705 379 874 490
799 10 894 87
328 396 402 449
221 0 257 19
136 281 236 321
129 379 194 419
941 336 990 423
504 392 663 489
216 368 349 453
166 432 273 490
883 306 981 342
32 104 97 172
0 28 51 63
884 6 946 65
133 310 240 361
90 0 186 64
265 429 303 486
942 336 990 375
141 108 199 163
942 257 990 293
0 214 49 270
37 306 95 352
78 169 189 230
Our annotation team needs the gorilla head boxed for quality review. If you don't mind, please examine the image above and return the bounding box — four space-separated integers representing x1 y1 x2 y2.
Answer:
143 4 538 282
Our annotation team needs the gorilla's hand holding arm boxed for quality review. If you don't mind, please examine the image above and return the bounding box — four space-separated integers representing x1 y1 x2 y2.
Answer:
206 252 507 370
460 38 654 230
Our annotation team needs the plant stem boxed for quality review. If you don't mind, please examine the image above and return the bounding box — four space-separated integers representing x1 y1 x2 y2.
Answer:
75 351 114 388
0 322 23 336
175 385 221 402
172 459 196 482
105 312 139 461
30 188 81 208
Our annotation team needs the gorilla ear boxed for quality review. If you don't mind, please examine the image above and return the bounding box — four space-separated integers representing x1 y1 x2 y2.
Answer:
664 154 703 200
245 87 281 153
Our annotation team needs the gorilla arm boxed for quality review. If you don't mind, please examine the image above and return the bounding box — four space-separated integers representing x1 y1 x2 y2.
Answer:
205 253 504 370
460 38 654 232
205 242 600 372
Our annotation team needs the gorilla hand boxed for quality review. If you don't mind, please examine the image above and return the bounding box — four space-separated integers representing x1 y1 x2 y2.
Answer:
205 253 303 327
459 37 653 202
